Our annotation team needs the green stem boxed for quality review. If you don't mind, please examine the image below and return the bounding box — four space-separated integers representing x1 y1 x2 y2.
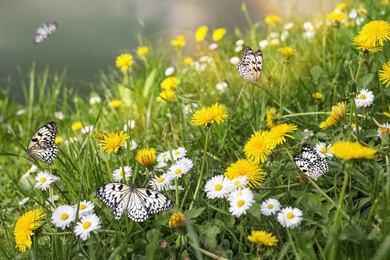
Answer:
279 61 287 116
354 53 363 84
287 229 301 260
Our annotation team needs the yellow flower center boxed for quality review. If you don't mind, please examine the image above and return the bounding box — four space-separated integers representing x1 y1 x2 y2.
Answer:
233 180 240 186
175 169 182 175
237 200 245 208
286 212 295 219
60 213 69 220
359 94 367 100
39 177 47 184
156 177 165 183
79 204 86 210
320 147 327 153
82 221 91 229
267 204 274 209
174 151 180 156
215 184 223 191
119 170 125 177
162 154 168 159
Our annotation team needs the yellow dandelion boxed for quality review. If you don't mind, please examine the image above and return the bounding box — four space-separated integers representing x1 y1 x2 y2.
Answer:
320 102 346 129
195 26 208 42
169 212 185 228
136 148 156 168
54 136 63 144
329 141 377 160
244 131 272 164
158 90 175 101
116 53 133 71
14 209 45 252
92 131 105 141
279 46 295 58
267 123 298 149
110 99 122 109
98 131 129 154
136 46 148 57
312 92 324 100
353 33 383 53
248 230 278 246
379 60 390 88
224 159 266 188
335 3 347 11
171 35 186 48
161 77 180 90
184 57 193 65
212 28 226 42
71 121 83 131
327 11 347 22
358 20 390 46
265 15 282 25
266 107 277 128
191 103 228 127
210 103 228 124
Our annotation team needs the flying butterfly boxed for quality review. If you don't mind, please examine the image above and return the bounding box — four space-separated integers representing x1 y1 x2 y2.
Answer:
25 121 58 164
96 183 174 222
236 47 263 83
34 22 57 44
294 144 329 180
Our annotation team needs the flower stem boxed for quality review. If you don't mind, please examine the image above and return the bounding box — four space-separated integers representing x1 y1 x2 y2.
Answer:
287 229 301 260
279 61 287 116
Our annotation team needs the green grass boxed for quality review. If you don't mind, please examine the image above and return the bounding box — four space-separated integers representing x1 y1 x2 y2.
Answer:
1 0 390 259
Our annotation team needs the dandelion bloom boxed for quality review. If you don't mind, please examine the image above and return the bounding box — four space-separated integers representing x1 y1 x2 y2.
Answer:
358 20 390 47
224 159 266 188
98 131 129 154
312 92 324 100
191 103 228 126
265 15 282 25
110 99 122 109
228 188 254 217
169 212 185 228
261 198 281 216
248 230 278 246
14 209 45 252
161 77 180 90
379 60 390 88
171 35 186 48
267 123 298 149
319 102 346 129
136 148 156 168
136 46 148 57
266 107 277 128
330 141 377 160
355 89 374 108
159 90 175 101
74 213 101 241
244 131 272 163
212 27 226 41
277 207 303 228
327 12 347 22
184 57 193 65
279 46 295 58
195 26 208 41
353 33 382 53
116 53 134 70
71 121 83 131
55 136 63 144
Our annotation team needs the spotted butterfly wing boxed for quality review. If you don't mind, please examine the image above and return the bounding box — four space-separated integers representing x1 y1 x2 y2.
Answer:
237 47 263 83
96 183 174 222
294 144 329 180
25 121 58 164
34 22 57 44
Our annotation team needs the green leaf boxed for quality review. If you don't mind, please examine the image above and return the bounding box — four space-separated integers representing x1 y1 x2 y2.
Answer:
143 69 157 97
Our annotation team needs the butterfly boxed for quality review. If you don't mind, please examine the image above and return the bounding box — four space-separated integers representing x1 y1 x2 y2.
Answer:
293 144 329 180
34 22 57 44
96 183 174 222
25 121 58 164
236 47 263 83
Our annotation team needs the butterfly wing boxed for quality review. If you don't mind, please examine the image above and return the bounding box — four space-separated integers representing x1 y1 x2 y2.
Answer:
25 121 58 164
294 144 329 180
237 47 263 83
34 22 57 44
96 183 131 220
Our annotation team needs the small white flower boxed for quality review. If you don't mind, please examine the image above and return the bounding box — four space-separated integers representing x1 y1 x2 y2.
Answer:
22 164 38 178
128 140 138 150
209 43 218 50
204 175 232 199
235 39 244 46
277 207 303 229
149 172 174 191
302 31 316 39
46 195 60 206
349 9 358 19
260 198 281 216
164 66 175 76
75 200 95 217
167 184 184 190
355 89 374 108
377 123 390 139
177 157 193 171
35 171 60 190
355 17 365 26
172 147 187 161
168 158 192 179
112 166 133 182
228 188 254 217
303 22 314 31
190 61 207 71
229 56 240 65
183 103 198 114
19 197 30 206
259 40 268 49
270 38 280 46
81 125 94 134
216 82 228 91
157 150 171 163
199 56 212 63
54 111 64 120
74 213 101 241
52 205 76 230
16 109 27 116
234 45 243 53
156 160 168 169
269 32 279 39
280 31 289 42
123 120 136 131
89 96 102 105
284 22 294 30
314 142 333 158
229 176 248 190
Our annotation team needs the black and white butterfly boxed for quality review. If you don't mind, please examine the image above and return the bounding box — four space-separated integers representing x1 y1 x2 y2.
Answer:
96 183 174 222
294 144 329 180
236 47 263 83
34 22 57 44
25 121 58 164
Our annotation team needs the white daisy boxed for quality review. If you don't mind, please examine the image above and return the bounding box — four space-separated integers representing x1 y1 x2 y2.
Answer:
229 176 248 191
204 175 232 199
277 207 303 229
74 213 101 241
35 171 60 190
45 195 60 206
149 172 174 191
229 56 240 65
167 184 184 190
157 150 171 163
112 166 133 182
284 22 294 30
54 111 64 120
164 66 175 76
123 120 136 131
22 164 38 178
16 109 26 116
81 125 94 134
128 140 138 150
199 56 212 63
75 200 94 217
235 39 244 46
172 147 187 161
228 188 254 217
89 95 102 105
216 82 228 91
168 158 192 179
235 45 243 52
190 61 207 72
51 205 76 230
259 40 268 49
355 89 374 108
260 198 281 216
155 160 168 170
314 142 333 158
377 123 390 139
209 43 218 50
18 197 30 206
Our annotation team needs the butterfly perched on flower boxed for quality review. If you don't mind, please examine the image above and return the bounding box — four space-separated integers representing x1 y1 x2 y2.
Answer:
96 183 173 222
34 22 57 44
25 121 58 164
236 47 263 83
294 144 329 180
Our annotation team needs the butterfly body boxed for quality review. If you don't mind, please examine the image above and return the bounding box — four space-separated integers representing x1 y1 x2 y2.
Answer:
96 183 173 222
34 22 57 44
294 144 329 180
237 47 263 83
26 121 58 164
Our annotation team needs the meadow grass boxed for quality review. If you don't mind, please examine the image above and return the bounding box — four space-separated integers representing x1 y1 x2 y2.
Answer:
1 0 390 259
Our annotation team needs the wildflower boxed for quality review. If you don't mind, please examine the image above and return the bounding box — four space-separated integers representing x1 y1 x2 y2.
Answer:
279 46 295 58
327 11 347 23
261 198 281 216
123 120 136 131
269 38 280 47
161 77 180 90
75 200 94 217
116 53 133 71
265 15 282 25
191 103 228 127
112 166 133 182
74 213 101 241
377 123 390 138
169 212 185 228
149 172 174 191
379 60 390 88
277 207 303 228
168 158 193 179
136 46 148 57
312 92 324 100
184 57 193 65
229 176 248 190
319 102 346 129
157 150 171 163
128 140 138 150
248 230 278 246
54 136 63 144
212 27 226 41
35 171 60 190
165 67 175 76
224 159 266 188
110 99 122 109
355 89 374 108
22 164 38 178
51 205 76 230
351 123 362 133
358 20 390 47
54 111 64 120
195 26 208 41
204 175 232 199
329 141 377 160
353 33 382 52
19 197 30 206
230 56 240 65
244 131 272 163
314 142 333 158
335 3 346 11
216 82 228 91
14 208 45 252
92 131 105 141
268 123 298 149
171 35 186 48
98 131 129 154
81 125 94 135
89 95 102 105
228 188 254 217
161 241 167 248
136 148 156 168
266 107 277 128
71 121 83 131
172 147 187 160
159 90 175 101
